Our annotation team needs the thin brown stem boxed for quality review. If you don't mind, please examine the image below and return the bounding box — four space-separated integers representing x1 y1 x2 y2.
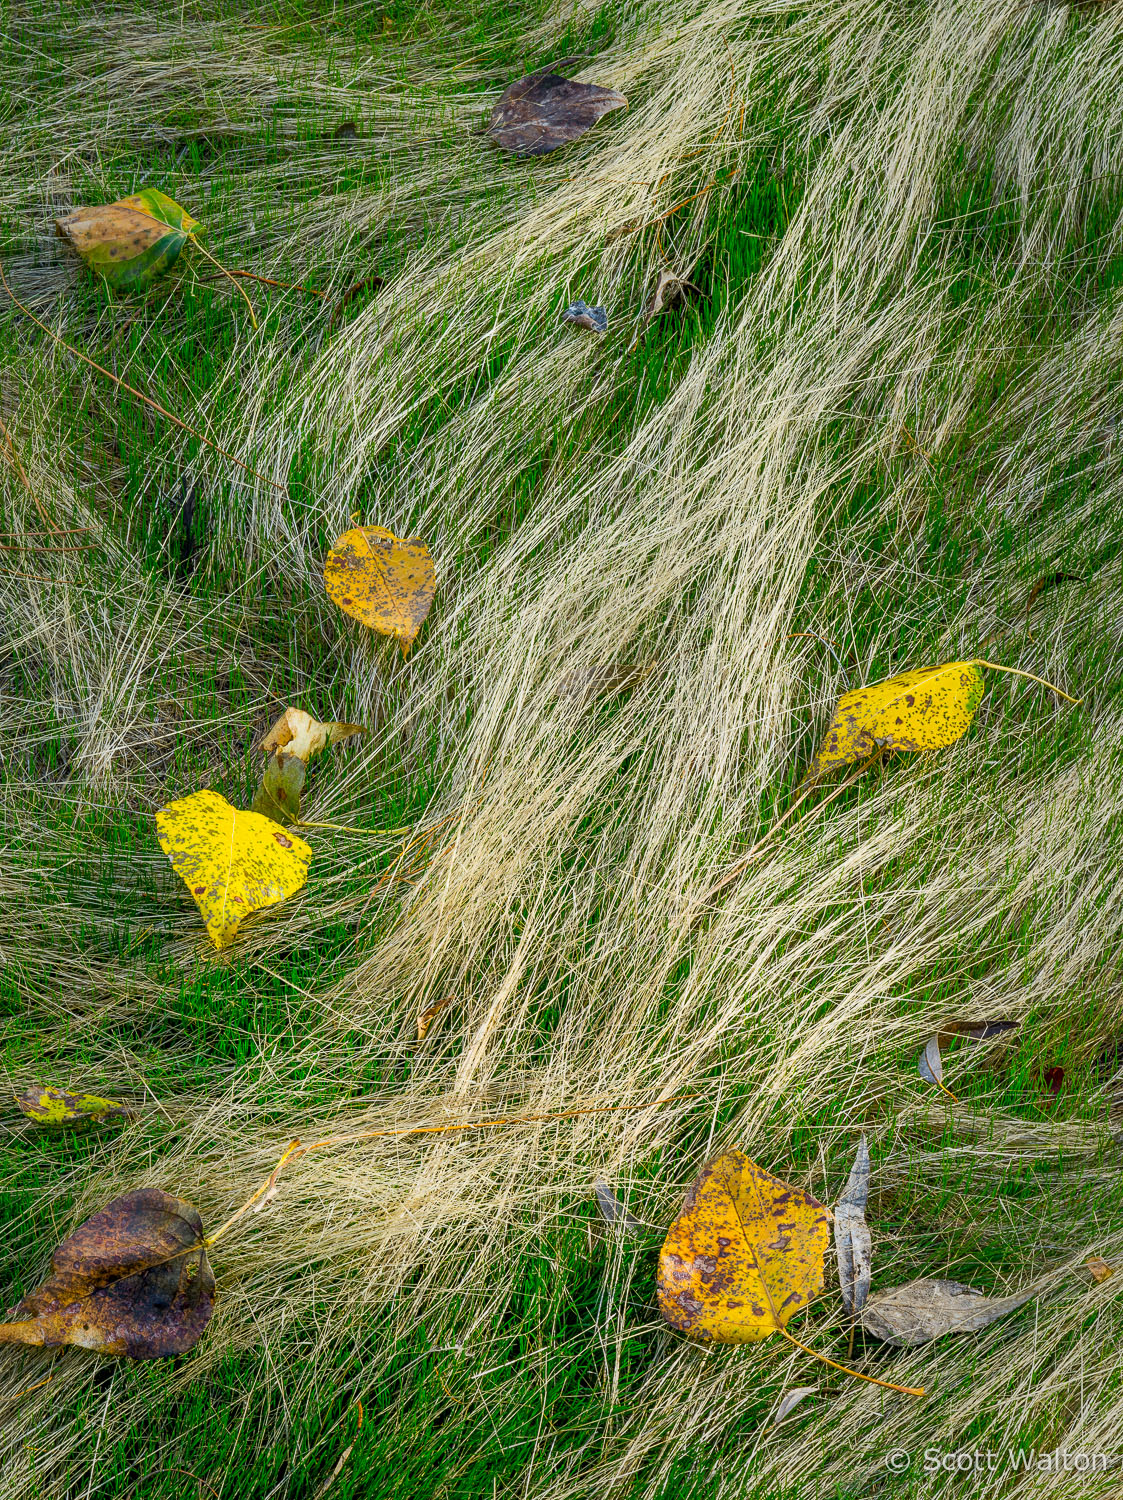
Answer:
0 260 284 492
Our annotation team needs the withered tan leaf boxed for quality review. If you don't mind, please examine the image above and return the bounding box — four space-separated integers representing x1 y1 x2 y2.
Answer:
861 1277 1033 1347
487 70 626 156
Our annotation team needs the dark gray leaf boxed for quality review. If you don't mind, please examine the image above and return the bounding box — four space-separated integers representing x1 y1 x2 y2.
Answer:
861 1277 1034 1347
563 301 608 333
918 1034 944 1086
834 1134 872 1315
487 72 627 157
594 1179 644 1233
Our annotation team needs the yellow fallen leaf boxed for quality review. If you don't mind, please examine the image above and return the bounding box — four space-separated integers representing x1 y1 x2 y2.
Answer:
1087 1255 1115 1283
324 525 436 655
16 1085 129 1128
809 662 986 781
658 1150 831 1343
260 707 364 763
808 658 1079 782
156 789 312 949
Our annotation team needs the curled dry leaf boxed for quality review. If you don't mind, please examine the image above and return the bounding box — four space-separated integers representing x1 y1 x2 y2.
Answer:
657 1150 830 1343
487 70 627 156
416 995 452 1041
773 1385 819 1424
260 707 365 764
594 1179 644 1234
642 269 701 322
1086 1256 1115 1283
833 1135 871 1316
252 752 306 827
918 1020 1018 1093
324 525 436 655
56 187 199 292
156 789 312 949
16 1085 129 1129
861 1277 1034 1347
808 662 986 781
0 1189 214 1359
562 300 608 333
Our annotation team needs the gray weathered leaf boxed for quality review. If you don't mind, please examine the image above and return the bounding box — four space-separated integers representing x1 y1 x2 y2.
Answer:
563 301 608 333
487 70 627 157
918 1019 1018 1089
861 1277 1034 1347
594 1179 644 1233
773 1385 819 1424
833 1134 872 1316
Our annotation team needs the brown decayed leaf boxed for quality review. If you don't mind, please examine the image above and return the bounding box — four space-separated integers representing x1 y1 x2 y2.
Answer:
833 1135 871 1316
860 1277 1033 1347
487 70 627 156
642 269 701 322
657 1150 830 1343
1086 1256 1115 1283
0 1189 214 1359
260 707 364 763
323 526 436 654
416 995 452 1041
252 751 306 826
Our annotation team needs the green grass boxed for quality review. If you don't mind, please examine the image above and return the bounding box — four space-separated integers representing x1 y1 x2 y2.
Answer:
4 0 1123 1496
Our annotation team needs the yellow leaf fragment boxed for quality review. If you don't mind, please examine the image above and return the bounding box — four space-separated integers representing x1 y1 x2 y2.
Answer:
260 706 365 763
324 525 436 654
809 662 985 780
1087 1256 1115 1283
156 789 312 949
657 1150 830 1343
16 1085 129 1128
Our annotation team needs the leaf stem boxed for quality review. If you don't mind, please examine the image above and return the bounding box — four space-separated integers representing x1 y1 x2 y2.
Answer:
188 235 259 329
777 1327 924 1396
972 659 1082 704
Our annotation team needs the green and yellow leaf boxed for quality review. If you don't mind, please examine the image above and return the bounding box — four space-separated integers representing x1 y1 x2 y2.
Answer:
260 707 365 763
56 187 200 292
324 525 436 655
156 789 312 949
16 1085 129 1128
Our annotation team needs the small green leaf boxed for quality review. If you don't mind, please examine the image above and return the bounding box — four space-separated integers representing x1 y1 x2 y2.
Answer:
253 752 307 826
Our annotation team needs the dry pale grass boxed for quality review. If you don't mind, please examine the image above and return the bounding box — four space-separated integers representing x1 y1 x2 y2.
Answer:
3 0 1123 1496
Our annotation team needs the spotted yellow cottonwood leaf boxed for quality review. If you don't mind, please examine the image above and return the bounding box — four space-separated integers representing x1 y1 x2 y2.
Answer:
156 789 312 949
324 526 436 655
16 1085 129 1129
56 187 200 292
657 1151 830 1343
808 662 986 781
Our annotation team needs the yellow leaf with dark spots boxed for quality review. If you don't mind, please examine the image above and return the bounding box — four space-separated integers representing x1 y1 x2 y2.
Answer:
16 1085 129 1129
809 662 985 781
658 1150 830 1343
156 789 312 949
324 526 436 655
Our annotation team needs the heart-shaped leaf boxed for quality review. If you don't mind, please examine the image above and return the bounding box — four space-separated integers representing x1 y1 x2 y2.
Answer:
861 1277 1033 1347
156 789 312 949
657 1150 830 1343
487 70 627 156
16 1085 129 1129
809 662 986 781
0 1189 214 1359
324 525 436 655
56 187 200 292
